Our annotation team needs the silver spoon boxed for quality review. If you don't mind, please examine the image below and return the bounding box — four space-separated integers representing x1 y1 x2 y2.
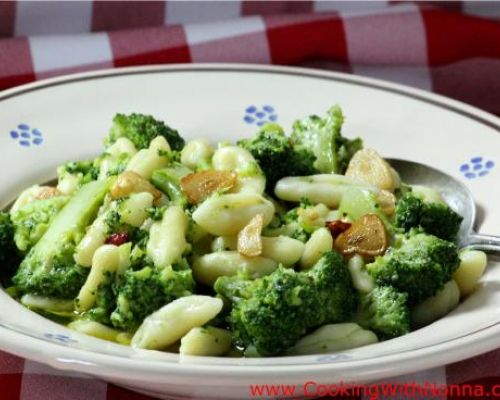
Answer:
388 159 500 254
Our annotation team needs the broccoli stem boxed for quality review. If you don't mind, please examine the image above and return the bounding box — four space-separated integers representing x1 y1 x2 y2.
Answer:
151 164 191 207
13 179 113 298
35 179 112 269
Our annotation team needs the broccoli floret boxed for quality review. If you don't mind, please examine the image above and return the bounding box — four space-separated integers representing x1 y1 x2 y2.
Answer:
0 211 21 283
97 198 149 244
395 192 463 241
59 143 135 192
86 280 116 325
11 196 70 252
366 232 460 305
103 206 138 238
151 163 191 207
146 205 167 222
215 251 357 356
291 105 363 174
0 212 16 261
123 228 152 272
264 201 319 242
355 286 410 340
57 160 100 195
419 203 463 241
97 152 132 178
103 209 122 234
238 124 316 192
62 160 99 182
110 266 194 332
394 193 421 230
282 207 314 242
105 113 185 151
12 180 111 299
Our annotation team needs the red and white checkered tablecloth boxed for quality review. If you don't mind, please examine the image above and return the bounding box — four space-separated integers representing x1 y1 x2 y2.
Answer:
1 1 500 399
1 1 500 114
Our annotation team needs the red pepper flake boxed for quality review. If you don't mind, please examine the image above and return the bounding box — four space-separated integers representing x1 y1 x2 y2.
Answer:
105 232 129 246
325 220 352 239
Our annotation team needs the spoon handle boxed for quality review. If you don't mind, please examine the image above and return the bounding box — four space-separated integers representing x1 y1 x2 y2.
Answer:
467 233 500 254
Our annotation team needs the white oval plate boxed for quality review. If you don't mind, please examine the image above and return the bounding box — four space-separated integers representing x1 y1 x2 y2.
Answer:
0 64 499 400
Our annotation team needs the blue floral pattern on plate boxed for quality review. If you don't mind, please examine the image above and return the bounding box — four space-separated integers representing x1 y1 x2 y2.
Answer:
459 157 495 179
244 105 278 127
43 333 77 345
10 124 43 147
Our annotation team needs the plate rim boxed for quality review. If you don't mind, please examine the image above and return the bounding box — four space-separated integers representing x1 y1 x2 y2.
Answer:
1 63 499 133
0 63 499 381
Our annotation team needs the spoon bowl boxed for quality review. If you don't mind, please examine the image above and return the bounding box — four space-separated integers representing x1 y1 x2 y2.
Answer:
388 158 500 253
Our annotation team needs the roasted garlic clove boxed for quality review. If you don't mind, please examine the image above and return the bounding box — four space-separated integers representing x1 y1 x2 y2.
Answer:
111 171 162 205
180 170 237 204
334 213 388 257
237 213 264 257
346 149 399 192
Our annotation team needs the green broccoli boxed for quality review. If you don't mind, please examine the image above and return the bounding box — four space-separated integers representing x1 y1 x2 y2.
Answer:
238 107 362 192
0 211 21 283
291 105 363 174
58 152 132 193
12 179 112 299
105 113 185 151
103 206 139 238
237 124 316 192
215 251 357 356
11 196 70 252
86 232 151 325
366 232 460 305
394 192 420 229
97 152 133 178
146 205 168 222
263 201 319 242
61 160 99 182
110 265 194 332
395 192 463 242
151 163 191 207
120 227 151 273
56 160 100 195
355 286 410 340
281 206 314 242
85 280 116 325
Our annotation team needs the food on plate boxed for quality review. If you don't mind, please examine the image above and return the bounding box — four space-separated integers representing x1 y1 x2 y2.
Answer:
334 214 388 257
215 251 356 356
0 106 486 357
